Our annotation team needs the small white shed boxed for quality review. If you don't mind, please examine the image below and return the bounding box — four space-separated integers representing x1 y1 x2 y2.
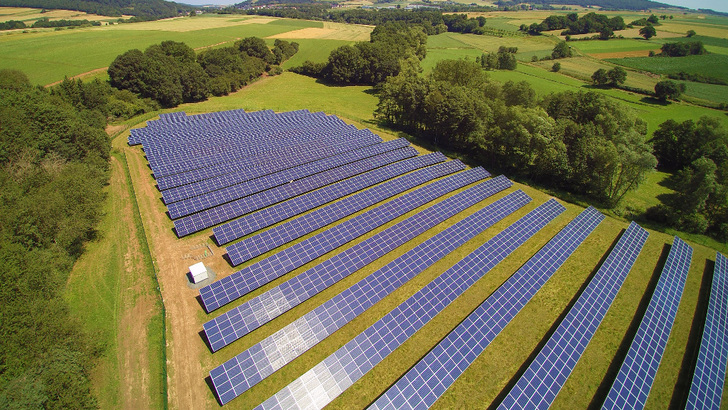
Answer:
189 262 209 284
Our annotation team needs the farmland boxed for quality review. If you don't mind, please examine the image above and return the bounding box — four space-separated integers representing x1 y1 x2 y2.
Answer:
2 5 728 410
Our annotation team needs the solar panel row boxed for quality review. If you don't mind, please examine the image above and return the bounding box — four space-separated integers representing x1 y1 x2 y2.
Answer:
370 206 604 410
603 236 693 410
200 165 489 313
499 221 648 410
209 189 529 405
161 133 387 204
151 122 355 177
166 139 410 219
222 155 457 268
156 130 381 191
173 148 428 237
686 251 728 410
255 199 566 410
204 172 508 349
222 161 467 262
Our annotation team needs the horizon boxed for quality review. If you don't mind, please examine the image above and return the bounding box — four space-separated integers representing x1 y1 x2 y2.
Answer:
178 0 728 13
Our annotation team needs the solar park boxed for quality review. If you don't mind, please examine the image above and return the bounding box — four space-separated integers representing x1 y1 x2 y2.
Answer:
127 108 728 409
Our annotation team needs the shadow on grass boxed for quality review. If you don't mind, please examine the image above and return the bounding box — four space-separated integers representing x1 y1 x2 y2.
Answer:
205 375 223 406
668 258 715 409
587 242 671 409
487 229 624 409
640 96 671 106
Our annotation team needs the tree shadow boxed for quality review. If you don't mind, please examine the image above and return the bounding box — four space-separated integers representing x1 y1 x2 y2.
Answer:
587 243 671 409
640 96 670 106
668 259 715 409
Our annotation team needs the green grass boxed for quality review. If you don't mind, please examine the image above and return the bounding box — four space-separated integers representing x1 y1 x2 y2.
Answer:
0 15 320 85
572 38 662 54
64 148 165 409
684 81 728 104
608 54 728 83
280 39 353 69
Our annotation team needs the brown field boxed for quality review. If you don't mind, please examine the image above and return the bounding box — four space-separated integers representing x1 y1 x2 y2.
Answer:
270 22 373 41
589 49 658 58
0 6 125 23
108 15 279 32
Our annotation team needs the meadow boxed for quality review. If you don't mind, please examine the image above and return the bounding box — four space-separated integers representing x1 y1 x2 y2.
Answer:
607 54 728 84
5 6 726 410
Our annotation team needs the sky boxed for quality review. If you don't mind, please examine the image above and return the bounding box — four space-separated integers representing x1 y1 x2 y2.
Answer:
658 0 728 13
179 0 728 13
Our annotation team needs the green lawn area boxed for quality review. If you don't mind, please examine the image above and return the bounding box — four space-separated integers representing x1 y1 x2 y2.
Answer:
0 15 320 85
608 54 728 84
280 39 352 69
573 38 662 54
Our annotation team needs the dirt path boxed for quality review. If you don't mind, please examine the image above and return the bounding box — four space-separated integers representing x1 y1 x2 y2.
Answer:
45 67 108 87
121 130 231 409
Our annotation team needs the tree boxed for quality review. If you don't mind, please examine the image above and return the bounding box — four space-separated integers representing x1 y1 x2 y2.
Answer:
591 68 609 85
502 80 536 107
607 66 627 86
599 27 613 40
640 24 656 39
687 29 696 37
654 80 685 100
647 14 660 24
552 62 561 72
236 37 275 65
551 41 572 59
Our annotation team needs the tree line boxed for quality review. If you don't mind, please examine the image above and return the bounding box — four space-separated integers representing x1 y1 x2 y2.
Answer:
376 59 657 206
0 69 120 408
522 12 626 36
109 38 298 107
0 17 102 31
291 23 426 86
0 0 192 19
648 117 728 240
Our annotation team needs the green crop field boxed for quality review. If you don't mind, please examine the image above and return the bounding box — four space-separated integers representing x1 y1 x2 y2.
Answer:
0 14 322 85
608 54 728 84
573 38 662 54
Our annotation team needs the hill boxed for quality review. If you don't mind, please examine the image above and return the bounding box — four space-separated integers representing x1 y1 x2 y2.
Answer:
0 0 193 19
496 0 679 11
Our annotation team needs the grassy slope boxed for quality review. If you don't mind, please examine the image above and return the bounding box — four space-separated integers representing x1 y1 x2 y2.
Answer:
65 133 165 408
607 54 728 84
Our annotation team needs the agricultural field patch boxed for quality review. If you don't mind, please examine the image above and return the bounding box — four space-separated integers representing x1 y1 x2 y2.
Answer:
107 14 288 32
657 21 728 39
533 56 658 92
269 21 373 41
0 6 122 23
279 38 353 69
573 38 662 54
683 81 728 105
0 15 322 85
608 54 728 84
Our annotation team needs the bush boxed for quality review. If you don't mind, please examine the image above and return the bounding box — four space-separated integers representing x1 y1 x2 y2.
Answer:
552 62 561 72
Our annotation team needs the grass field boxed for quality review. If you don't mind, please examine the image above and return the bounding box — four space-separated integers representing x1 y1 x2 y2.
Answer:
608 54 728 84
0 6 122 23
0 14 322 85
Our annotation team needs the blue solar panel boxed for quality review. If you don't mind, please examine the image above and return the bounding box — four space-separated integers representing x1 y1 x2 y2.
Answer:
603 236 693 410
156 130 380 191
166 139 410 218
204 173 510 350
173 148 429 237
685 252 728 410
499 222 648 410
221 161 467 261
161 134 387 204
369 206 604 410
255 199 566 410
209 189 529 404
200 166 491 314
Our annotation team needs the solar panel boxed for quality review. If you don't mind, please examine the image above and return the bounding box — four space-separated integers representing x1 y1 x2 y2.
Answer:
161 134 388 204
209 189 530 404
685 252 728 410
255 199 566 410
204 173 510 350
173 148 430 237
602 236 693 409
369 206 604 410
499 222 648 410
222 161 467 261
166 139 410 218
200 167 492 313
156 130 380 191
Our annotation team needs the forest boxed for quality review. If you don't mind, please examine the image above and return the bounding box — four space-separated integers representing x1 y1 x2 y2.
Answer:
0 70 156 408
109 38 298 107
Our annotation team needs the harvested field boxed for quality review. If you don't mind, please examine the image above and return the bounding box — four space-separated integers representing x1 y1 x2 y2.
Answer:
270 22 373 41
